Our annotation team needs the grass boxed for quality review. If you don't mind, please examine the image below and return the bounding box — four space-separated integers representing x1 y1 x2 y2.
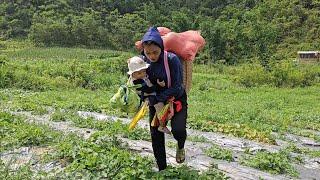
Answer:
189 66 320 143
1 40 320 145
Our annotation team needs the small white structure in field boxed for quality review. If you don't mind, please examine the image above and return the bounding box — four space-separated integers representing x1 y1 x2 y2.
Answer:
297 51 320 63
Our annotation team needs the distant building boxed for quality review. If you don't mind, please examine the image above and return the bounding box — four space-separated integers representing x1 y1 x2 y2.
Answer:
297 51 320 63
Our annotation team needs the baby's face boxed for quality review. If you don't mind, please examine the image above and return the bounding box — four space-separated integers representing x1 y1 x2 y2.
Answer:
132 69 147 79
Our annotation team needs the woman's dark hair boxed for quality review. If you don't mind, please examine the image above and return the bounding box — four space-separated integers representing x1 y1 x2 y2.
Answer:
142 40 161 48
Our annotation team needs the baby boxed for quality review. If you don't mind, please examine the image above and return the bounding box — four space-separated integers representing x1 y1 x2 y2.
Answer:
127 56 171 134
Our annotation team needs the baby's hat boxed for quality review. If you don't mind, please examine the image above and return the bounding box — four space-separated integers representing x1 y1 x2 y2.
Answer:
127 56 150 75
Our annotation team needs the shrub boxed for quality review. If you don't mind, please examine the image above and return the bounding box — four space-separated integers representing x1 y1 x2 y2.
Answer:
235 63 272 87
236 61 320 88
271 61 320 87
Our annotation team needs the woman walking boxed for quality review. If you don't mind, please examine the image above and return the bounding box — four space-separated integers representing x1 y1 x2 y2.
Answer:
140 27 188 171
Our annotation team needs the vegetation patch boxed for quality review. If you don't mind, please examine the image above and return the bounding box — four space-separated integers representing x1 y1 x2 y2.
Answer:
188 135 209 143
235 62 320 88
0 112 61 152
51 110 150 141
285 144 320 158
49 132 226 179
199 121 275 144
205 144 233 162
241 150 298 177
0 160 34 180
153 165 228 180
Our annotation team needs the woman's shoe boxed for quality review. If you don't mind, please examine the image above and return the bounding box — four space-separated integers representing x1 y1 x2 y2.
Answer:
176 147 185 163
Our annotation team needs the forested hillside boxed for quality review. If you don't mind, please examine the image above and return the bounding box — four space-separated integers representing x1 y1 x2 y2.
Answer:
1 0 320 64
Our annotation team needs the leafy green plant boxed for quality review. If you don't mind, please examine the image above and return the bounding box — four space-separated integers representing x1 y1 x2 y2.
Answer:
188 135 209 143
0 112 60 152
51 111 150 141
50 110 69 122
205 144 233 162
199 121 275 144
199 167 230 180
0 160 34 180
285 144 320 158
153 165 228 180
51 131 154 179
240 150 298 177
166 141 176 149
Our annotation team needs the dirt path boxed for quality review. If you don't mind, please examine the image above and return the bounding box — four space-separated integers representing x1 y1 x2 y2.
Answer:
2 111 320 179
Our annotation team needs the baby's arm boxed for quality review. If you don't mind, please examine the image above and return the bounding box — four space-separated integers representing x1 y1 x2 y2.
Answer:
140 79 156 94
144 78 153 87
157 79 166 87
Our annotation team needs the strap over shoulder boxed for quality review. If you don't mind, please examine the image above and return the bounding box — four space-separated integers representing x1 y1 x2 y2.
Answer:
163 51 171 88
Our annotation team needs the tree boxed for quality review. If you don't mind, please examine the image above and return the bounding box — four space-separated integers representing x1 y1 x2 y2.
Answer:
109 12 148 50
165 8 196 32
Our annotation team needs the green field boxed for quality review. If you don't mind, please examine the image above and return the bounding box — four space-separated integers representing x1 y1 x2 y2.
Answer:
1 40 320 178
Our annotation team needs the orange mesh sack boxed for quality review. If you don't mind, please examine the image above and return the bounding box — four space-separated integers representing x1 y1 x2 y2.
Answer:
157 27 171 36
135 28 205 62
162 31 205 61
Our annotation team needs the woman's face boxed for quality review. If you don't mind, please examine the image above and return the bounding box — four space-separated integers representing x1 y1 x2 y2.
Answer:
143 44 161 62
